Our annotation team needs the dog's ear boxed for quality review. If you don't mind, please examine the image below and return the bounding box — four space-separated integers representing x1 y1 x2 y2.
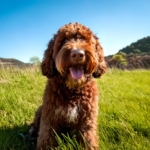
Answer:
41 38 57 78
93 36 107 78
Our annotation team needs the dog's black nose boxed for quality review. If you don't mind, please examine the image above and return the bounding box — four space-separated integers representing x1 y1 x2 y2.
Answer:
71 49 85 62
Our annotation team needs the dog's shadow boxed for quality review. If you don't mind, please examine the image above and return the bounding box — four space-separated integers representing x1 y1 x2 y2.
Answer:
0 125 91 150
0 124 36 150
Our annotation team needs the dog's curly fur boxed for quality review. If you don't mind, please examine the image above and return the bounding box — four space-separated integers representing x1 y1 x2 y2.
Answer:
29 22 106 150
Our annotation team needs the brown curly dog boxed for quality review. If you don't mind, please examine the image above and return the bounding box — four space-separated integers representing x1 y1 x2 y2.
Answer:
28 22 106 150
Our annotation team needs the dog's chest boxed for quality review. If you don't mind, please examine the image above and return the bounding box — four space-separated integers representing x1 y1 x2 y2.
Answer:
55 105 79 123
67 105 78 123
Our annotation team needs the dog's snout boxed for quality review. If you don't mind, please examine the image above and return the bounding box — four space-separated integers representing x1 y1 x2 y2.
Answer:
71 49 85 62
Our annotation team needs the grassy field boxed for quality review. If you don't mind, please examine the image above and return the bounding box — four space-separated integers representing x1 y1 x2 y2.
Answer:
0 67 150 150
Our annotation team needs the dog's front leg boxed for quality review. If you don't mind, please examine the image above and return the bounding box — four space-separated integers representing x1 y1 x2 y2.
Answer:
77 122 99 150
36 121 58 150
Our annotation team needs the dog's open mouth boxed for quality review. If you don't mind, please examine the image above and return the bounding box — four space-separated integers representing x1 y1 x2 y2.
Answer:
69 66 84 79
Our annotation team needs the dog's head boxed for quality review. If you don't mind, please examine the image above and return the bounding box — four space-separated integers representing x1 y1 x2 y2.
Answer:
41 22 106 88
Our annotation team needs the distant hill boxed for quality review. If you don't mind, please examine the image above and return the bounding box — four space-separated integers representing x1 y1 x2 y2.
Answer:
118 36 150 55
105 36 150 69
0 57 32 67
0 58 25 65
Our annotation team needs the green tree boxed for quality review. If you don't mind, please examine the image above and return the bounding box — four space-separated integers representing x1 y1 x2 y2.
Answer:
117 51 127 58
112 54 125 61
129 52 134 57
112 54 127 66
133 49 141 54
29 56 41 65
130 45 135 49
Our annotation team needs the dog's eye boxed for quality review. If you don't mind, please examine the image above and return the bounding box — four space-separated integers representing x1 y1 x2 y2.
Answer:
63 39 68 44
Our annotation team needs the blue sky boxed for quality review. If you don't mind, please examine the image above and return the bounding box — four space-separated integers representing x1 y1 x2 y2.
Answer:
0 0 150 63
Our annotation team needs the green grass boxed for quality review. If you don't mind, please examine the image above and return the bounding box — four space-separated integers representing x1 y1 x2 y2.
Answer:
0 67 150 149
98 69 150 150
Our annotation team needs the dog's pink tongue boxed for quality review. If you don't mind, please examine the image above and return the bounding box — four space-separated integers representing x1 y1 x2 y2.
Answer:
69 67 84 79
